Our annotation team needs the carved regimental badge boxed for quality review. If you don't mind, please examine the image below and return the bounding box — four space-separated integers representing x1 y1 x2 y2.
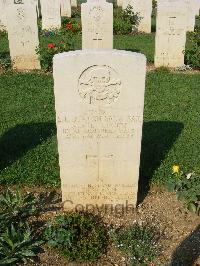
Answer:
14 0 24 4
78 65 121 106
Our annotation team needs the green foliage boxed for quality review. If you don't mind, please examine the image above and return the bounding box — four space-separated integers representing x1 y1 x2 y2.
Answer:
185 25 200 69
166 170 200 215
44 213 108 262
0 189 43 265
114 5 141 35
152 0 157 11
0 54 11 71
0 222 42 265
38 20 81 71
0 72 200 186
0 189 38 232
111 223 160 266
71 7 81 18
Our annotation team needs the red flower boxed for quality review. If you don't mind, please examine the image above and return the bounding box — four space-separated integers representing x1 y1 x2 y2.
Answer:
66 22 73 30
47 43 55 49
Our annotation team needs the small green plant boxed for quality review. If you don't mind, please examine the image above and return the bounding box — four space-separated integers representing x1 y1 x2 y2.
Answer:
44 213 108 262
0 54 11 71
111 222 160 266
114 5 141 35
167 166 200 214
185 25 200 69
0 222 42 265
0 189 38 232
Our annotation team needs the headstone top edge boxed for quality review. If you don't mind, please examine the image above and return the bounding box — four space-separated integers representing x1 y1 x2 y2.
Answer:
53 50 147 62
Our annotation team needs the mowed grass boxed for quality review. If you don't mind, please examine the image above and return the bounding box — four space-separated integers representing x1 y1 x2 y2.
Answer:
0 71 199 187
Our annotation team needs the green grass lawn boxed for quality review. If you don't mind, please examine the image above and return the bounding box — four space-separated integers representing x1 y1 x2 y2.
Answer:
0 71 199 187
0 12 200 189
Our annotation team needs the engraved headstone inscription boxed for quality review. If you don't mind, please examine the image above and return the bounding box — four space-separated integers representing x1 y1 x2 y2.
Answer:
81 0 113 49
53 50 146 210
155 0 187 68
40 0 61 30
7 0 41 70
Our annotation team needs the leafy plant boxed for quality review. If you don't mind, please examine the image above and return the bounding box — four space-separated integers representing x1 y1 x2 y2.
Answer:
0 54 11 71
0 222 42 265
166 167 200 214
111 222 160 266
38 20 81 71
44 213 108 262
71 6 81 18
114 5 141 35
0 189 38 232
185 25 200 69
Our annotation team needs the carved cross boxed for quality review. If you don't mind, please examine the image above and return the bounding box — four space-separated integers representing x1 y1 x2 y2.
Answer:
93 32 102 48
86 153 113 181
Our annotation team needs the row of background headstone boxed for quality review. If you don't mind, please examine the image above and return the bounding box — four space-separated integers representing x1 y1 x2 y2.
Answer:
0 0 200 70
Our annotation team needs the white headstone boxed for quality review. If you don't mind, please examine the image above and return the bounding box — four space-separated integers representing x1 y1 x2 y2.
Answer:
53 50 146 210
123 0 152 33
195 0 200 15
7 1 41 70
0 0 8 31
71 0 77 8
117 0 123 7
155 0 187 68
81 0 113 49
40 0 61 30
61 0 71 17
186 0 196 31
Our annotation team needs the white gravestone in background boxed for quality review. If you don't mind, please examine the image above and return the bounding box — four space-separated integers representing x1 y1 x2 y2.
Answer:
71 0 77 8
61 0 71 17
0 0 8 31
7 0 41 70
194 0 200 15
53 50 146 210
40 0 61 30
123 0 152 33
186 0 196 32
117 0 123 7
81 0 113 49
155 0 187 68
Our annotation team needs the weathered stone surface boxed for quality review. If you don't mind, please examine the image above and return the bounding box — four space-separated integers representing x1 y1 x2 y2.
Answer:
186 0 196 32
7 1 40 70
53 50 146 210
0 0 8 31
81 0 113 49
123 0 152 33
61 0 71 17
117 0 123 7
71 0 77 8
155 0 187 68
40 0 61 30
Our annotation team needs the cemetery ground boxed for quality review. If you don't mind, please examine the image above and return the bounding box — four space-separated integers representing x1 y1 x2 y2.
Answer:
0 9 200 266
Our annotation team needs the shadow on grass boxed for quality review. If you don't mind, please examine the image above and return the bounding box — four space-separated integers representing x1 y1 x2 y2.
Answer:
137 121 184 204
170 225 200 266
0 122 56 172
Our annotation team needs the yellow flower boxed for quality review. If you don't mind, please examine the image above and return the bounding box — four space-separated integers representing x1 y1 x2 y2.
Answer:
172 165 180 173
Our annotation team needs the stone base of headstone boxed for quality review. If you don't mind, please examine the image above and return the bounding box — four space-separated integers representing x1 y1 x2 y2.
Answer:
12 56 41 70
